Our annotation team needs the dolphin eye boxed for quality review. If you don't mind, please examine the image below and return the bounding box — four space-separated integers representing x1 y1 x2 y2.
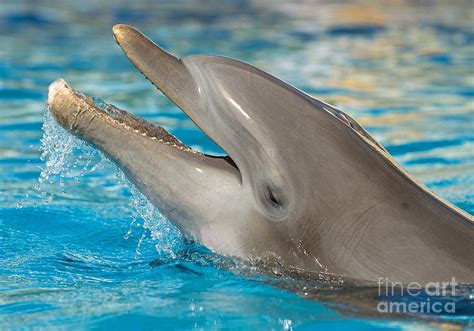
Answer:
257 182 289 221
265 186 281 207
260 184 289 221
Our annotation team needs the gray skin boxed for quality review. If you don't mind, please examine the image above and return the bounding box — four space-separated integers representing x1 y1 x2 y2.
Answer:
48 24 473 285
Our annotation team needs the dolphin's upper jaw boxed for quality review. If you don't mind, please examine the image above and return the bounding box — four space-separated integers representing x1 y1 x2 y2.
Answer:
112 24 199 113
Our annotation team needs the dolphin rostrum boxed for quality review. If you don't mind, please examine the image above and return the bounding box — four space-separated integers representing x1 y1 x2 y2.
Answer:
47 24 473 285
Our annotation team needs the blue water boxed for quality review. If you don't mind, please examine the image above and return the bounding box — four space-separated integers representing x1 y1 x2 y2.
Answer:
1 0 473 329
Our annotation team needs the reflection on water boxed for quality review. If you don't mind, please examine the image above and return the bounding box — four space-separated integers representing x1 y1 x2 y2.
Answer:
0 0 473 329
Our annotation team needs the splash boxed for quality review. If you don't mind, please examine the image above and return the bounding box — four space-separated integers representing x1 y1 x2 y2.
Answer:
36 107 183 257
125 180 183 258
37 106 108 190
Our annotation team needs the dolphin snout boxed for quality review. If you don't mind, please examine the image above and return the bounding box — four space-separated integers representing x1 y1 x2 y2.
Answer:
48 78 68 105
47 78 92 134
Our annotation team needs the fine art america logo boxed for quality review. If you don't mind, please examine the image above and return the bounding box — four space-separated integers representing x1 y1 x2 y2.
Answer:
377 277 458 314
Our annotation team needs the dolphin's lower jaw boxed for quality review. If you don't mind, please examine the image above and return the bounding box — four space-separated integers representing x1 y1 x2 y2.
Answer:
48 79 188 150
47 24 474 285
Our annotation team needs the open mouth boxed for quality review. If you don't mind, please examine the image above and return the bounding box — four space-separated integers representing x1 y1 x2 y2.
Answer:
47 24 250 181
47 77 240 178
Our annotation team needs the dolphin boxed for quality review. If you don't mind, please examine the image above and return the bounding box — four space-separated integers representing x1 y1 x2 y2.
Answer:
47 24 473 285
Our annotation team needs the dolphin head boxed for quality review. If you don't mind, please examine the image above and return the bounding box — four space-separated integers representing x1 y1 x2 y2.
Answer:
49 24 325 270
49 25 473 282
110 25 299 222
110 25 383 222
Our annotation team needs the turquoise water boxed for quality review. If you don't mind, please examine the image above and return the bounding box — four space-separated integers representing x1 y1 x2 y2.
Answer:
1 0 473 329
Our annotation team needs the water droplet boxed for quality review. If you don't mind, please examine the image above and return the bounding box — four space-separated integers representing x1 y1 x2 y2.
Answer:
280 319 293 331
